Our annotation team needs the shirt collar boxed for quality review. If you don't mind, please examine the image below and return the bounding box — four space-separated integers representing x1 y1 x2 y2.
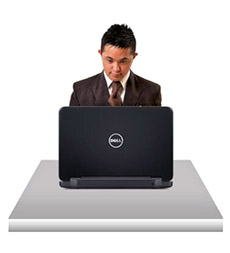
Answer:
104 70 130 90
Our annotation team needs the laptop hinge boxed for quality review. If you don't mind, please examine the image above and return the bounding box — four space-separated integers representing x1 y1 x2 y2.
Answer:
70 178 79 188
60 177 172 189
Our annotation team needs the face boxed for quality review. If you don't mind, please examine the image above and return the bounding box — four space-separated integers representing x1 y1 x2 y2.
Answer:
98 44 138 81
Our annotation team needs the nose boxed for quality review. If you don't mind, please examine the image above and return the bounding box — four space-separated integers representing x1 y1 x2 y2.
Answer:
113 62 121 72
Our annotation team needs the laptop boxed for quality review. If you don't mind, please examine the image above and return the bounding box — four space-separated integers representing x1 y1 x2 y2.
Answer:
59 106 173 188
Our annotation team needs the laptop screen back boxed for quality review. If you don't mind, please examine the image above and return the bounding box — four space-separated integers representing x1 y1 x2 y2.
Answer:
59 107 173 181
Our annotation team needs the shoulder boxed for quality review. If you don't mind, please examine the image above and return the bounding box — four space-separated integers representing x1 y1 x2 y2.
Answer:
131 72 162 106
132 72 161 91
73 73 102 90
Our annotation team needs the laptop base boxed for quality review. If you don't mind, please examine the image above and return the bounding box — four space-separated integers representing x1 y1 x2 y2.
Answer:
60 177 173 189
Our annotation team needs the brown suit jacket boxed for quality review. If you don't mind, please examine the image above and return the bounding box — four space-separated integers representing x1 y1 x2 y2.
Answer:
70 71 161 106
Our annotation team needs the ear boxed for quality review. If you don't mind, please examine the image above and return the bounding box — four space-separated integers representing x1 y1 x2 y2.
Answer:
98 49 102 56
133 53 138 59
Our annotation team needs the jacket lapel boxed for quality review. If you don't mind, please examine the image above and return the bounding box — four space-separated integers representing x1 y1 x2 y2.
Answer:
91 72 110 106
123 71 144 106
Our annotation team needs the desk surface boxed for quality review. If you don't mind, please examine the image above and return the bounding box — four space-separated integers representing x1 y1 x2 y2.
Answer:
9 160 223 232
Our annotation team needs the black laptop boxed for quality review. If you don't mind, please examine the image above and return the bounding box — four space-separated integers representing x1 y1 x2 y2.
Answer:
59 106 173 188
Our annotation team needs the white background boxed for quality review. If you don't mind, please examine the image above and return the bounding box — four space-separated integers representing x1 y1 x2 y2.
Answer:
1 0 229 252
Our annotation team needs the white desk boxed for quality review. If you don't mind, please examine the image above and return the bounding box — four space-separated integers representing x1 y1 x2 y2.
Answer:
9 160 223 232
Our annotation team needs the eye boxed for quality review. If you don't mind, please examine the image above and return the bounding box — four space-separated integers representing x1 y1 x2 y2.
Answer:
107 58 113 63
120 59 128 64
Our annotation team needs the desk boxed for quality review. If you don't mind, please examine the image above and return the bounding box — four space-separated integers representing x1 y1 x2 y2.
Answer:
9 160 223 232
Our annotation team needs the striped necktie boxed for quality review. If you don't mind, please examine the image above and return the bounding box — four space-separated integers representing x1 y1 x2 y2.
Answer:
108 81 123 106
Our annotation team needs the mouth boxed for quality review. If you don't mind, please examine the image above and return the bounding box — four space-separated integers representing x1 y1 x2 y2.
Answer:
111 73 121 78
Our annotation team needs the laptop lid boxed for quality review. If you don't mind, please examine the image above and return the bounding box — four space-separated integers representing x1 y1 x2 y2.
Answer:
59 106 173 184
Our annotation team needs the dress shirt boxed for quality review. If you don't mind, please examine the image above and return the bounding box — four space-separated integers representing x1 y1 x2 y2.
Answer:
103 71 130 102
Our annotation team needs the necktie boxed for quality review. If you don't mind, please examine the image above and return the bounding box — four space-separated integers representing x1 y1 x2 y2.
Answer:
108 81 123 106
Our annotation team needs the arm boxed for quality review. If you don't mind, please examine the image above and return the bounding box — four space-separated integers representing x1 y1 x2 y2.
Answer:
69 84 80 106
155 85 162 106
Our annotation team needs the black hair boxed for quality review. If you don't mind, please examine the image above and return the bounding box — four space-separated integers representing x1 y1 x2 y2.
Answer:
101 24 136 55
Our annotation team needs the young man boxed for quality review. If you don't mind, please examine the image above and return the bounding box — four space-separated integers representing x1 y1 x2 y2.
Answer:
70 24 161 106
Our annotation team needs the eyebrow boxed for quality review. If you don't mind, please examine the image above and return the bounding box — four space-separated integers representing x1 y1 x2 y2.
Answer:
106 56 128 61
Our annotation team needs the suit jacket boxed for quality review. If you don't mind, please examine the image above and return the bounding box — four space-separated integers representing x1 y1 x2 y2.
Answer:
70 71 161 106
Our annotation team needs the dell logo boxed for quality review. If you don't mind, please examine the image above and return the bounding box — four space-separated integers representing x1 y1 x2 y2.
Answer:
108 133 124 148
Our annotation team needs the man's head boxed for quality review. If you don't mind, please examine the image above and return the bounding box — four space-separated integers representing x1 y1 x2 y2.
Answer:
98 24 138 81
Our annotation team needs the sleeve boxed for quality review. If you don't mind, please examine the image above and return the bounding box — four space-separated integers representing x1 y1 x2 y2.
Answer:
69 84 80 106
155 85 162 106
